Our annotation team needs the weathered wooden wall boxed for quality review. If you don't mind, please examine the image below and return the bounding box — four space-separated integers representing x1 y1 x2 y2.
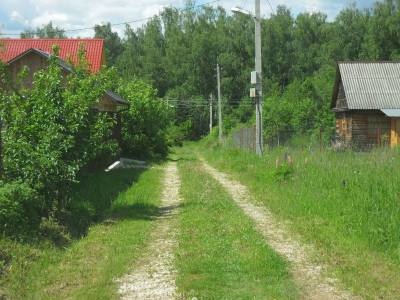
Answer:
8 52 69 90
336 81 348 109
232 126 256 152
335 112 352 144
352 112 390 148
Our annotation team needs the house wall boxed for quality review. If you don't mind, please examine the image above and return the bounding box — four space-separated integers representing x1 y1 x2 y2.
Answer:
338 111 391 149
336 81 348 109
8 52 69 90
335 112 352 144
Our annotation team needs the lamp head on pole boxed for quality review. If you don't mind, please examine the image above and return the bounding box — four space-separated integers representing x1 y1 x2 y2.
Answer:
231 6 252 16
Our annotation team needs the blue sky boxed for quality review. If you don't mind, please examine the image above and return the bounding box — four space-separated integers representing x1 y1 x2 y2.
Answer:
0 0 378 37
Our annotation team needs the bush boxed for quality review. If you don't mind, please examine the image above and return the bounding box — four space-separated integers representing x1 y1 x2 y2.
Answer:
263 66 336 143
0 182 39 236
38 217 70 246
273 162 294 182
0 56 171 240
1 57 118 216
117 79 172 158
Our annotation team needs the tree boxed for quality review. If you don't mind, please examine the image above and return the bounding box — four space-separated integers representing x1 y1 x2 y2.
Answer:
263 5 295 88
20 22 66 38
333 5 369 60
117 79 172 158
94 23 123 66
362 0 400 60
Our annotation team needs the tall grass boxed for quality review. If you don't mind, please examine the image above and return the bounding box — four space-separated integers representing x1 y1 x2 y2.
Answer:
197 139 400 298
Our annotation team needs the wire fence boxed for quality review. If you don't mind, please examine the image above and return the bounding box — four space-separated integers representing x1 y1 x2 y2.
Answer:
230 126 393 152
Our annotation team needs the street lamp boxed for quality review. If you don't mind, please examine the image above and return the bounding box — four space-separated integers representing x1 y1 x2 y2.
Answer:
232 1 264 156
231 6 252 16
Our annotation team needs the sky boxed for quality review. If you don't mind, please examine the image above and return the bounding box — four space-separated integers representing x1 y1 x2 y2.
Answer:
0 0 377 38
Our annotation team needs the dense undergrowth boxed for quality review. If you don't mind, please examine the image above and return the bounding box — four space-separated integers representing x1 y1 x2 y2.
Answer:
196 135 400 299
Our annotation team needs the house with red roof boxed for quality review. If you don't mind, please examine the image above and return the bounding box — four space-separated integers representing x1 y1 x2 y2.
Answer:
0 38 128 113
0 38 105 73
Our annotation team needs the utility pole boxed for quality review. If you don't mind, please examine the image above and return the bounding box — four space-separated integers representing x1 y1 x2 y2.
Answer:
255 0 263 156
231 1 263 155
217 63 223 143
209 93 213 134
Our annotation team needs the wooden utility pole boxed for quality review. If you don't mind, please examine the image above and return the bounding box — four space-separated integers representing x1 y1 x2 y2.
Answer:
209 93 213 134
217 63 222 143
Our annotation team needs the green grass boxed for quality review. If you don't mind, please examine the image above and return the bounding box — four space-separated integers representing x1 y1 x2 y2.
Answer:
195 138 400 299
175 148 298 300
1 166 164 299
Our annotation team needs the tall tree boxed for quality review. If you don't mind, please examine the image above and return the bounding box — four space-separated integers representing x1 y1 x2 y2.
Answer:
94 23 123 66
362 0 400 60
263 5 295 88
21 22 66 38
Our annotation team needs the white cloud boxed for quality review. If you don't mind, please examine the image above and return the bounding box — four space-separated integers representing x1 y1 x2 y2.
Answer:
31 12 69 27
10 10 29 25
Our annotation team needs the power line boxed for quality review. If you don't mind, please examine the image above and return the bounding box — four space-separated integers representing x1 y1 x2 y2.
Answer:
0 0 221 37
265 0 276 14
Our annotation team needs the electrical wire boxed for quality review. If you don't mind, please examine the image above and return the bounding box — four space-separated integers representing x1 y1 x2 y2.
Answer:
0 0 221 36
265 0 276 14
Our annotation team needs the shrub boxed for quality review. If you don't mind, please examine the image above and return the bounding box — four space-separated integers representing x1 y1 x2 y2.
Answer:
38 217 70 246
0 181 39 236
273 162 294 182
0 56 118 222
117 79 172 158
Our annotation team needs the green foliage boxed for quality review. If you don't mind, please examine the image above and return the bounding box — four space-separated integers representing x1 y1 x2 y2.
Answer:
263 66 335 143
273 162 294 182
20 21 66 39
38 217 70 246
0 182 39 236
166 122 192 146
0 57 119 236
94 23 123 66
1 166 163 299
117 79 172 158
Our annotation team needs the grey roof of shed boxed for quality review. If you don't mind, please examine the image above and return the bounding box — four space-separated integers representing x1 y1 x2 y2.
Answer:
105 90 129 105
332 62 400 110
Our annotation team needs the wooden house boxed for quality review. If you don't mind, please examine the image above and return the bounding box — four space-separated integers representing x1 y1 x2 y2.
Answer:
331 62 400 149
0 38 129 113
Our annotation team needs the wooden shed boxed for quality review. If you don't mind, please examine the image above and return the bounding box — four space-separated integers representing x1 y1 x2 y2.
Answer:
331 62 400 149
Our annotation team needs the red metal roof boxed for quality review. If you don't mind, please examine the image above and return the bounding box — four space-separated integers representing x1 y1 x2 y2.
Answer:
0 39 105 73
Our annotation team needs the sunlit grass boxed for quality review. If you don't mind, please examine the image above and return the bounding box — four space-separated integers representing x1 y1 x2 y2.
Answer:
175 150 298 299
196 138 400 298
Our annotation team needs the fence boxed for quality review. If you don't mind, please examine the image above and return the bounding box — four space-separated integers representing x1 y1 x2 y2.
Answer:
230 126 392 152
232 126 256 152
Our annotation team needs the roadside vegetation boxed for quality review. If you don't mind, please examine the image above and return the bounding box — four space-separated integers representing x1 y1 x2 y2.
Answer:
175 149 298 299
1 166 164 299
0 51 171 298
196 136 400 299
